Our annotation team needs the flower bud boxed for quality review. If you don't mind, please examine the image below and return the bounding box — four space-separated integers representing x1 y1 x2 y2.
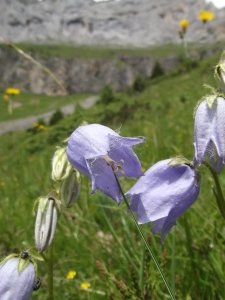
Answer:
51 147 72 182
215 51 225 92
35 195 58 253
0 255 36 300
61 168 81 208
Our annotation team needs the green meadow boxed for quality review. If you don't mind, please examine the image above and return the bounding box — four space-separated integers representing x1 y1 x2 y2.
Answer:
0 44 225 300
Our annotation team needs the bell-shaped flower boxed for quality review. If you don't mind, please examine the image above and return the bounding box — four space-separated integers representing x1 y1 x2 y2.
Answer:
125 158 200 241
194 95 225 173
66 123 145 203
0 256 36 300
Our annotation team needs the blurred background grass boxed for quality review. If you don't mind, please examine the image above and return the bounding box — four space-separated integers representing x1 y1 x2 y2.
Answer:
0 45 225 299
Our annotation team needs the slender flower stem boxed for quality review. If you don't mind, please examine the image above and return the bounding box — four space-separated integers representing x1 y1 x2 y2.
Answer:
47 243 54 300
203 160 225 220
113 173 176 300
41 244 54 300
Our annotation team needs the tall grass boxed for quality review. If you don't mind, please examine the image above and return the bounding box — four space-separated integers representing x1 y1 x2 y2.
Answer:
0 50 225 299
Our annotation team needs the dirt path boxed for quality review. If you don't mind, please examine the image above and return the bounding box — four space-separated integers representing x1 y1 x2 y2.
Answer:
0 96 99 136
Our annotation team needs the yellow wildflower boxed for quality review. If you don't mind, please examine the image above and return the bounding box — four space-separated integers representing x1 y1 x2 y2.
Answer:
80 282 91 290
198 11 215 23
5 87 20 95
180 19 189 30
38 124 47 131
66 271 76 279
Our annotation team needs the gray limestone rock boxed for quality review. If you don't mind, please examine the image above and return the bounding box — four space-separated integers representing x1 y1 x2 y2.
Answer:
0 0 224 46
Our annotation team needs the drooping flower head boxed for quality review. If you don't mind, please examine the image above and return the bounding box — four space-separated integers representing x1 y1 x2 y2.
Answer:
0 254 37 300
194 94 225 173
126 158 200 242
198 11 215 23
66 123 145 203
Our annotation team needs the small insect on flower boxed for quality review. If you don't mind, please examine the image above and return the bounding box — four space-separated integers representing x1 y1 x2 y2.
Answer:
20 251 29 259
33 278 41 291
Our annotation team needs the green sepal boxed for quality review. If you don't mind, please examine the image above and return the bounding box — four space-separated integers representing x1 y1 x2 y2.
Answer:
168 157 193 167
33 196 45 214
0 253 18 267
214 51 225 81
28 248 44 262
205 93 217 108
39 196 49 212
18 256 30 273
193 90 225 118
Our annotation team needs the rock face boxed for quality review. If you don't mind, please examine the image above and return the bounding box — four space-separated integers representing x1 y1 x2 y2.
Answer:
0 45 181 94
0 0 224 46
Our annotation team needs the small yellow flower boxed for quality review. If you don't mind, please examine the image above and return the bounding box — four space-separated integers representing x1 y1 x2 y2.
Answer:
38 124 47 131
198 11 215 23
80 282 91 290
179 19 189 30
3 94 9 101
5 87 20 95
66 271 76 279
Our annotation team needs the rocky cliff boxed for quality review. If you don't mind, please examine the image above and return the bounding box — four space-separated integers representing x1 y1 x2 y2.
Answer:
0 45 220 95
0 0 225 46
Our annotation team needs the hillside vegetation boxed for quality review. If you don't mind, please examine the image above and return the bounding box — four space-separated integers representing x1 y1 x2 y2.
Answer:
0 48 225 300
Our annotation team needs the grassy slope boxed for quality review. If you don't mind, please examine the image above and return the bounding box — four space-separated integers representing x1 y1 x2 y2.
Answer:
0 49 225 299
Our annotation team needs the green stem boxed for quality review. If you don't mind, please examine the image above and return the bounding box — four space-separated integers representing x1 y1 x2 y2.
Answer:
114 173 176 300
202 160 225 220
171 227 176 295
40 247 54 300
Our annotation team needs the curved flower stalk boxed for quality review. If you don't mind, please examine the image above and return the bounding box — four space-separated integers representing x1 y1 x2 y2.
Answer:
125 158 200 242
0 255 36 300
194 95 225 173
66 123 145 203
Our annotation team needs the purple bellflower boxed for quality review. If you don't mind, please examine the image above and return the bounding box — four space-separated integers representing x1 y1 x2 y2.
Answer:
125 158 200 241
0 257 36 300
194 95 225 173
66 123 145 203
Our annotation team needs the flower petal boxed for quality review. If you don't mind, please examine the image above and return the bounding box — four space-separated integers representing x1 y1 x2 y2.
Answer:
67 123 145 202
126 159 200 241
0 258 35 300
86 157 121 203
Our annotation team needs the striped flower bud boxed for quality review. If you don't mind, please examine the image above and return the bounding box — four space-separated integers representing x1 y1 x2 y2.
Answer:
61 168 81 208
52 147 72 182
35 195 59 253
0 254 36 300
215 51 225 92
